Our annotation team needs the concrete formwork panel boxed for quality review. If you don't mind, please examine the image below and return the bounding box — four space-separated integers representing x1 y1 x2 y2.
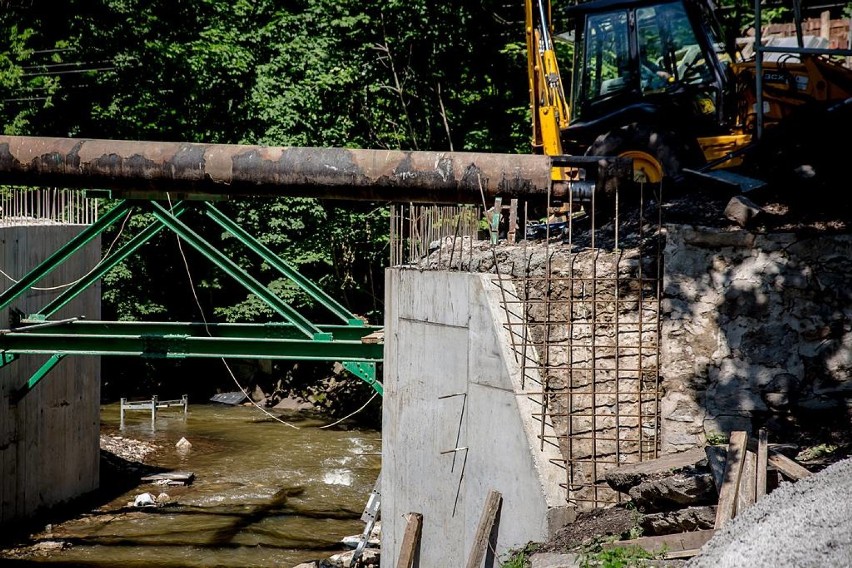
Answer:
382 269 571 567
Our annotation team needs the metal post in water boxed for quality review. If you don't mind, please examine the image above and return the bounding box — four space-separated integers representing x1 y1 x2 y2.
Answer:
151 395 158 430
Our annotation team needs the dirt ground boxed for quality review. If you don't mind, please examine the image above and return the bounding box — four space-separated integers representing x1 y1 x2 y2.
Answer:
527 443 851 563
621 175 851 235
535 504 639 553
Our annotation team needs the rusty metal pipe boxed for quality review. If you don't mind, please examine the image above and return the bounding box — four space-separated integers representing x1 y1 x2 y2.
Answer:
0 136 557 204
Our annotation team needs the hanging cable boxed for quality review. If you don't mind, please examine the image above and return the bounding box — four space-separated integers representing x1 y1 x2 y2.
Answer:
319 391 380 429
0 204 132 290
166 194 300 429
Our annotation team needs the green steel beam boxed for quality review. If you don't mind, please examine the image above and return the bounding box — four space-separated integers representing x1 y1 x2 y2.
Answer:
35 201 189 319
12 320 381 341
146 201 327 340
0 352 18 368
0 318 384 396
202 202 362 326
1 199 386 397
9 354 65 404
0 200 134 311
342 361 382 396
0 333 382 361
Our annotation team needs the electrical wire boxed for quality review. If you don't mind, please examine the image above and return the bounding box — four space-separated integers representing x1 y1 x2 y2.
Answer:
0 205 132 291
319 391 379 429
165 194 300 430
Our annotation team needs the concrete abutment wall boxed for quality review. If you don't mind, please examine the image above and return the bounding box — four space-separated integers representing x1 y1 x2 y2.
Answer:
0 225 101 524
382 269 573 567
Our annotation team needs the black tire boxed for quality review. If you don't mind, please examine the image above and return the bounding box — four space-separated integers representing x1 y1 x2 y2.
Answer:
583 124 698 220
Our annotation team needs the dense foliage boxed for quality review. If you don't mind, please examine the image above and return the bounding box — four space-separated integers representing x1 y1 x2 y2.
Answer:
0 0 801 407
0 0 537 406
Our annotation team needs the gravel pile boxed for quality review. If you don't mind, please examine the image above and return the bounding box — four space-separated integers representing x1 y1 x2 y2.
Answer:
687 456 852 568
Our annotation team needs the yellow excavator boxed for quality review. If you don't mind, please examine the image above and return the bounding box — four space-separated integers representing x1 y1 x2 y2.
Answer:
526 0 852 207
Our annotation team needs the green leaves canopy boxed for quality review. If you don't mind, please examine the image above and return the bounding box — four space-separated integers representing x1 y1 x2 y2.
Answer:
0 0 532 328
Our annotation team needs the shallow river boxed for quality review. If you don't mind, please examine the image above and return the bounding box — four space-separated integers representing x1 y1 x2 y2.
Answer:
22 401 382 567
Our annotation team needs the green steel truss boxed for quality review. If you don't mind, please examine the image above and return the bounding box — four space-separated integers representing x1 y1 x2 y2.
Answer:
0 199 384 401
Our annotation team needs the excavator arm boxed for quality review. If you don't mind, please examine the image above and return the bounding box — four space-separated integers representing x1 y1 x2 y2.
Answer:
526 0 571 158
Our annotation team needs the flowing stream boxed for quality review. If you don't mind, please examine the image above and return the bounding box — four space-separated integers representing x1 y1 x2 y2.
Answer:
21 400 382 567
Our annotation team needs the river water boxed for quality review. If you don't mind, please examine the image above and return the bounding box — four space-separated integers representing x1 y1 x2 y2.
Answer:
21 401 382 567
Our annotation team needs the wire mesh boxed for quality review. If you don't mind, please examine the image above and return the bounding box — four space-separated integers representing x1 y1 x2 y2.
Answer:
497 185 663 509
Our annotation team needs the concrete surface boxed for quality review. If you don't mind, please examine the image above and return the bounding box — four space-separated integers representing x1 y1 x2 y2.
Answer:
0 225 101 524
687 456 852 567
382 269 572 568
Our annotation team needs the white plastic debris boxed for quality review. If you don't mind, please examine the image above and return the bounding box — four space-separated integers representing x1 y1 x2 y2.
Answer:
132 492 157 507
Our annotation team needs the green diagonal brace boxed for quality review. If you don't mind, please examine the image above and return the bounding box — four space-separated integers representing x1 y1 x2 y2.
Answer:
203 202 362 326
36 201 189 319
9 353 65 404
146 201 327 340
0 200 134 311
342 361 382 396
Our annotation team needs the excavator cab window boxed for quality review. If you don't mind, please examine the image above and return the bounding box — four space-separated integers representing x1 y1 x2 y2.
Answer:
570 0 729 122
637 2 715 91
573 10 632 115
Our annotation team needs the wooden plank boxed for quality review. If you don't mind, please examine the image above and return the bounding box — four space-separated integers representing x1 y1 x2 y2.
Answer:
736 449 756 514
465 489 502 568
141 471 196 485
665 548 704 560
396 512 422 568
768 451 812 481
756 428 768 500
714 431 748 529
361 330 384 344
605 529 716 556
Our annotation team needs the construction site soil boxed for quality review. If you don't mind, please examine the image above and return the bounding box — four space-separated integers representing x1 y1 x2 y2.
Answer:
532 451 852 564
605 179 852 235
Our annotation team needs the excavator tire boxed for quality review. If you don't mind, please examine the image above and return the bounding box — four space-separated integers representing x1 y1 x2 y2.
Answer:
584 124 696 221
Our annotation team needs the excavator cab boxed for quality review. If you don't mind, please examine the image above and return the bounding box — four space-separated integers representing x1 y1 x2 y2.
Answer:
528 0 852 208
536 0 852 193
560 0 739 181
570 0 731 117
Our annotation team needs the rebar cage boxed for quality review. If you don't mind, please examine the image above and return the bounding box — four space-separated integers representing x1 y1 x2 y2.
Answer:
390 186 664 509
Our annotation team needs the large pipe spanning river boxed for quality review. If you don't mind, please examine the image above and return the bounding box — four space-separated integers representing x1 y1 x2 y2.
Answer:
0 135 613 204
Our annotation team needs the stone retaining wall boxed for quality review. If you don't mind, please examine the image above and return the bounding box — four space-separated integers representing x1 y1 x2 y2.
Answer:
660 226 852 453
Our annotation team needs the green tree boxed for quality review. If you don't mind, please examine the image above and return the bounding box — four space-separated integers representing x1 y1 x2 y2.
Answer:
0 0 536 405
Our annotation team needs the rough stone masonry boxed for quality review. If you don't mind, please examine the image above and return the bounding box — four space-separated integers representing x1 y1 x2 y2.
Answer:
420 221 852 508
660 227 852 453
